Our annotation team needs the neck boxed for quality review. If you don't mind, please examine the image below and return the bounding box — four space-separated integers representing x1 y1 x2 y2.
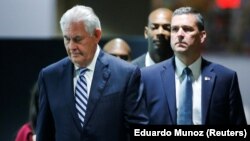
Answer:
176 53 200 66
149 52 173 63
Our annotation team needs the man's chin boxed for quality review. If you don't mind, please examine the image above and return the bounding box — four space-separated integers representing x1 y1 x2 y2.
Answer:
175 47 188 53
70 57 80 63
153 43 161 49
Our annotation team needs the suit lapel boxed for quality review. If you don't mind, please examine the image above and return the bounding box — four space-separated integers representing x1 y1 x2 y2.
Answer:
161 58 177 124
59 58 83 130
83 51 110 126
201 59 216 124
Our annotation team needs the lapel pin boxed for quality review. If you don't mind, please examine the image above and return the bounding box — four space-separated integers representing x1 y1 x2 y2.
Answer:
204 76 211 81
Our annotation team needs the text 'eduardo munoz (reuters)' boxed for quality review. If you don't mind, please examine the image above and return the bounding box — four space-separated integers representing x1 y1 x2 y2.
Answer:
131 126 248 139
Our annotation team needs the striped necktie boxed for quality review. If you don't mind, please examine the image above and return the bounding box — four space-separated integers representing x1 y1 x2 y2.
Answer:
75 68 88 127
177 67 193 125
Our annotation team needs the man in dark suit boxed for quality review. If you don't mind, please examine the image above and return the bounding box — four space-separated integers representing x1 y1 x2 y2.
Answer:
132 8 173 68
141 7 247 125
36 5 148 141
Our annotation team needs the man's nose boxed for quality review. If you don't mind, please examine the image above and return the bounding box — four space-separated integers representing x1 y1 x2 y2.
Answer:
68 41 77 49
157 26 164 34
177 28 185 36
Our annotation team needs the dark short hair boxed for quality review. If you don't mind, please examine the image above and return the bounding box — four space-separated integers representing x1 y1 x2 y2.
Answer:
173 7 205 31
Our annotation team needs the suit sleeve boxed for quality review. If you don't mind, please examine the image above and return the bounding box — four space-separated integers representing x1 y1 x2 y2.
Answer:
229 72 247 125
123 67 149 126
36 70 55 141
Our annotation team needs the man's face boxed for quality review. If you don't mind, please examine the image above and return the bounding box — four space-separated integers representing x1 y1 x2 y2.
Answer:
145 10 172 54
170 14 206 56
103 39 131 61
62 21 101 67
105 46 131 61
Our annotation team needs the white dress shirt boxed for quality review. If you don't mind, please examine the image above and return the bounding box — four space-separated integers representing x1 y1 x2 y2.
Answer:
145 52 155 67
175 56 202 125
73 46 100 96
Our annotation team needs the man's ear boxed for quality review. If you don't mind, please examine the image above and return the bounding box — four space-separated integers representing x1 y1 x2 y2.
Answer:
200 30 207 43
94 28 102 42
144 26 149 39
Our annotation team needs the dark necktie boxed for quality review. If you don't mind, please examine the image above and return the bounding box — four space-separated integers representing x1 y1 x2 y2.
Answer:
75 68 88 127
177 67 193 125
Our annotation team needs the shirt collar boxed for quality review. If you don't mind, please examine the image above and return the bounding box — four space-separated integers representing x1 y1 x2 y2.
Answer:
175 56 201 80
145 52 155 67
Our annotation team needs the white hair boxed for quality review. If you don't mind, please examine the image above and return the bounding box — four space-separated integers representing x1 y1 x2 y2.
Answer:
60 5 101 35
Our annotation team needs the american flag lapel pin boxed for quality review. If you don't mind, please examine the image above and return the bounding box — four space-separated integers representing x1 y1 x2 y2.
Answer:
204 76 211 81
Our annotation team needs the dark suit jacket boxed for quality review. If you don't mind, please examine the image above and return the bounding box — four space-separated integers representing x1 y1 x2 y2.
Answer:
131 54 146 68
36 50 148 141
141 57 247 125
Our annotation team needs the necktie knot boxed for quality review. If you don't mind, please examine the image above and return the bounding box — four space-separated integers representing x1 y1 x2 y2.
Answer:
183 67 191 76
79 68 87 76
183 67 192 81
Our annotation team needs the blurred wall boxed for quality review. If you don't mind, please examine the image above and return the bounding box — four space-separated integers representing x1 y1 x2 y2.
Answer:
0 0 150 38
0 0 57 38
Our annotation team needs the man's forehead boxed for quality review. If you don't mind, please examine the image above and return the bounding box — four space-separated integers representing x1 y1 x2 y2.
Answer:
64 34 82 38
150 22 170 25
171 14 196 24
172 14 196 21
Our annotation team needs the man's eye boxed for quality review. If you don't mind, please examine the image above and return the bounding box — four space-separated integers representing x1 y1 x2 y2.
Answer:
171 27 179 32
64 37 70 43
64 36 69 40
74 37 82 42
162 25 171 31
150 25 159 30
182 27 193 32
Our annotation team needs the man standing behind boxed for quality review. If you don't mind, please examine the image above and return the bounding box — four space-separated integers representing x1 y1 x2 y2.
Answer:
140 7 246 125
103 38 132 62
36 5 148 141
132 8 173 68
